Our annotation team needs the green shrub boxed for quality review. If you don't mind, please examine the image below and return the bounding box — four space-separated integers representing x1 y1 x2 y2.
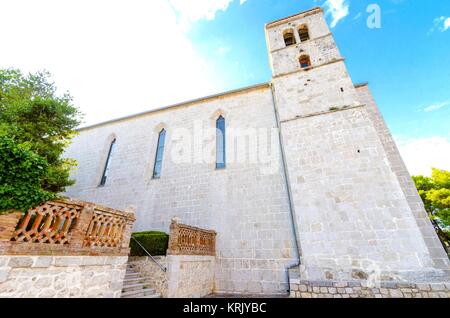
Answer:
129 231 169 256
0 135 55 214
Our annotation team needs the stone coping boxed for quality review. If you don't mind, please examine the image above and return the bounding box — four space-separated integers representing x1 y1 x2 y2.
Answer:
0 255 128 269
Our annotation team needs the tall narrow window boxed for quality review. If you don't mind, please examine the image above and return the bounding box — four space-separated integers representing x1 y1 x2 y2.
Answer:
299 55 312 69
298 25 310 42
152 129 166 179
283 29 296 46
100 138 116 186
216 116 225 169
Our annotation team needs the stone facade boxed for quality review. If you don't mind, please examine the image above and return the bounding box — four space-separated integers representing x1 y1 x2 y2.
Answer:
0 256 127 298
63 7 449 295
64 85 298 294
357 84 449 270
266 7 449 284
290 279 450 298
128 255 215 298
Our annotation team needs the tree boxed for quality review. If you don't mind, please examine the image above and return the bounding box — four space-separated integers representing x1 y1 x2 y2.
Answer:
0 69 82 194
0 136 55 214
412 168 450 249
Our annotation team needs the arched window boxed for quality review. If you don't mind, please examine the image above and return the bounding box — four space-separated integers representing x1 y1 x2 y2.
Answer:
298 25 310 42
100 138 116 186
299 55 312 69
152 129 166 179
216 116 226 169
283 29 296 47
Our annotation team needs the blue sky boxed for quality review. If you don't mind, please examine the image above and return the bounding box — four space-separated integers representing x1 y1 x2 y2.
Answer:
188 0 450 140
0 0 449 175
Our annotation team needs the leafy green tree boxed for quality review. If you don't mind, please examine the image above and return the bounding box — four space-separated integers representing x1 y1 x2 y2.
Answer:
412 168 450 249
413 168 450 228
0 136 55 214
0 69 82 194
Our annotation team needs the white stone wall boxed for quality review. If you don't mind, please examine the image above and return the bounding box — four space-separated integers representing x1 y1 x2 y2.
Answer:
357 84 450 270
167 255 215 298
0 256 127 298
279 107 436 281
265 9 330 53
128 255 215 298
273 61 361 122
268 8 448 282
270 34 341 77
64 86 298 294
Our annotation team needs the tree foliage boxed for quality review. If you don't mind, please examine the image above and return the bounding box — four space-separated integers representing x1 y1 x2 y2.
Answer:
0 136 55 214
412 168 450 228
413 168 450 250
0 69 82 213
0 69 82 194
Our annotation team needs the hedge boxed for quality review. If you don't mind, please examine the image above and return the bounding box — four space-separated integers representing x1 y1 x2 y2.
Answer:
129 231 169 256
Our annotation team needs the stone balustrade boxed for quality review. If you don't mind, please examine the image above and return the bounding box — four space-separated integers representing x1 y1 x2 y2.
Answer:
167 219 217 256
0 199 135 256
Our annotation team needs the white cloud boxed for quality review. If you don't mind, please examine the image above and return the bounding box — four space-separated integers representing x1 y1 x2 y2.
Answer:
0 0 244 126
395 136 450 176
428 16 450 34
423 100 450 112
169 0 233 22
323 0 349 28
445 17 450 30
240 0 247 4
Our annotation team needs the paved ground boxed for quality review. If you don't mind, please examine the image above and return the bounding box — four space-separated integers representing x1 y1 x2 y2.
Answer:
204 293 289 298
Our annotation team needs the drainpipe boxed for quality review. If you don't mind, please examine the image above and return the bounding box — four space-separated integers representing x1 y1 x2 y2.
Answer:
269 82 302 294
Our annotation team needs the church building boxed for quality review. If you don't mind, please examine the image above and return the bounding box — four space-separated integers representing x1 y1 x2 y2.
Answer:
64 7 449 295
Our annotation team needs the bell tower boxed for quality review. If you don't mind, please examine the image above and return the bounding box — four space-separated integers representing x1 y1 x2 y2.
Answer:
265 7 363 122
265 8 449 283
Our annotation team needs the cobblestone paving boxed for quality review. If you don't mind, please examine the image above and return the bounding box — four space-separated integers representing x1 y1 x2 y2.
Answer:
204 293 289 298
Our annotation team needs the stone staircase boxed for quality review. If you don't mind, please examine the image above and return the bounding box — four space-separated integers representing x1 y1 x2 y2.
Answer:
121 264 161 298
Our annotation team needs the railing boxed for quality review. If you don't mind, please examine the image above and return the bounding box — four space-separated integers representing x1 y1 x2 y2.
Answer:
167 219 216 256
431 219 450 257
0 199 135 256
131 236 167 272
12 201 83 244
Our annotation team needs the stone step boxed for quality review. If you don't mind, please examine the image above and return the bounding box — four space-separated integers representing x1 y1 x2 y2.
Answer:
121 288 157 298
123 277 152 284
124 273 140 278
122 282 152 293
140 293 161 298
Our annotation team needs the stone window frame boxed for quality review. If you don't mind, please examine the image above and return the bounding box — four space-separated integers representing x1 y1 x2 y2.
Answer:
210 109 227 171
152 128 167 179
97 133 117 187
298 54 312 69
149 123 168 180
298 24 310 42
283 28 297 47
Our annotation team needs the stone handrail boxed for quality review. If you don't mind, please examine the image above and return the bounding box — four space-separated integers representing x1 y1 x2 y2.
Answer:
0 199 135 256
167 219 216 256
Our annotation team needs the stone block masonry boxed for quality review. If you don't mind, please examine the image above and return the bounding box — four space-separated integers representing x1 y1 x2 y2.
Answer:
290 279 450 298
0 199 135 298
0 256 127 298
128 255 215 298
64 85 298 295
